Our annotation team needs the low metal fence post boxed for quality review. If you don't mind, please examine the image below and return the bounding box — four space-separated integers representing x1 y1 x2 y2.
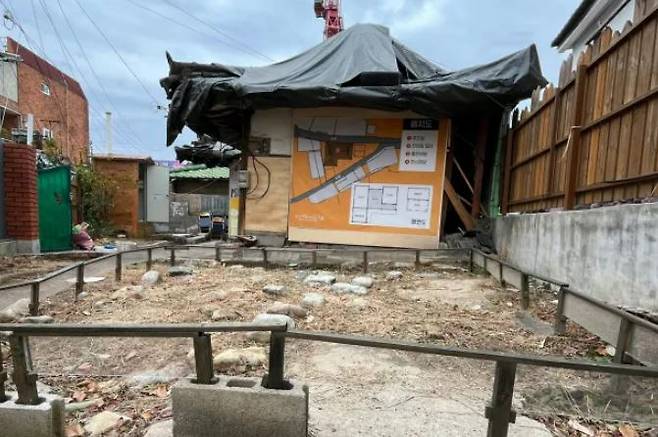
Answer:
170 248 176 266
264 331 287 389
192 333 217 385
486 361 517 437
311 250 317 268
9 335 41 405
363 251 368 273
263 248 269 269
115 253 122 281
29 282 40 316
469 249 474 272
415 250 421 270
147 248 153 271
554 287 568 334
0 344 8 402
75 263 85 299
520 273 530 310
215 245 222 262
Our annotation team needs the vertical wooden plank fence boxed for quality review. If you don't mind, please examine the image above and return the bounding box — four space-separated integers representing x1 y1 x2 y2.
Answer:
503 0 658 213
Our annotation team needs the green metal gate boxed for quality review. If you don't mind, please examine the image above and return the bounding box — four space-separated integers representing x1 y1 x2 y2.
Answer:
38 166 72 252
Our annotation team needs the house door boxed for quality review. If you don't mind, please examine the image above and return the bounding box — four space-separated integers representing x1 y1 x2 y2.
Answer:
38 166 72 252
146 165 170 223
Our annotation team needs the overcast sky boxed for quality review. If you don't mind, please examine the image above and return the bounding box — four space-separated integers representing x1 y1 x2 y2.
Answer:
2 0 578 160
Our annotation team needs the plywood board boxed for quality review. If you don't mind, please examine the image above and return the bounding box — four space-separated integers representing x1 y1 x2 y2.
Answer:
288 116 449 248
245 157 290 233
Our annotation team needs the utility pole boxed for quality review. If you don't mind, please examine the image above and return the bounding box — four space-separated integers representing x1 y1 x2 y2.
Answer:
104 111 112 154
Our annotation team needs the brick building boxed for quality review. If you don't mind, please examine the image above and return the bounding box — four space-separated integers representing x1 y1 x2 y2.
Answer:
1 37 89 164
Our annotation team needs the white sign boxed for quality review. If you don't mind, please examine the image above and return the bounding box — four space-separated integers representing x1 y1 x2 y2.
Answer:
349 183 433 229
399 119 438 172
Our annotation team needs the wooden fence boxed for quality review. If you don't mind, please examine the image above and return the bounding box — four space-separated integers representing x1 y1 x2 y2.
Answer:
503 0 658 213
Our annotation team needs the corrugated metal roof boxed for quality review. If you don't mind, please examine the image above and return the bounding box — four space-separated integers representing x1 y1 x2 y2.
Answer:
170 164 229 180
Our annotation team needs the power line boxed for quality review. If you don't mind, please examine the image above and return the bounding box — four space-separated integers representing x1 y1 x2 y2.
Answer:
54 0 151 152
160 0 275 63
73 0 161 107
39 0 150 155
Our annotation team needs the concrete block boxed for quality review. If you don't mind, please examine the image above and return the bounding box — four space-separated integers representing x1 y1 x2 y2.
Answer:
172 377 308 437
0 392 65 437
15 239 40 254
0 239 16 256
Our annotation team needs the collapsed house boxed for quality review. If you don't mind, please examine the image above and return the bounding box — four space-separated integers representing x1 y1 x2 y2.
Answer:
161 23 545 248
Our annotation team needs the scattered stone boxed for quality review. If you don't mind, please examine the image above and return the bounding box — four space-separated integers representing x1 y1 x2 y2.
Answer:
470 304 482 311
213 347 266 370
304 273 336 285
248 314 295 343
351 276 374 288
20 315 54 324
36 381 54 393
228 264 244 270
301 292 325 308
168 266 193 277
205 291 229 301
126 361 189 387
0 298 31 322
331 282 368 295
505 302 514 308
144 420 174 437
393 261 415 269
78 291 89 299
141 270 162 287
287 263 299 268
66 398 104 412
84 411 128 436
211 309 239 321
262 284 287 295
386 271 403 281
349 298 368 310
213 349 241 369
295 270 310 281
267 302 307 318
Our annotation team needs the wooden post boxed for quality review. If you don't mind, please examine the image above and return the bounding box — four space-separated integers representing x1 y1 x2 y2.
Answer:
115 253 122 281
471 117 489 218
520 273 530 310
362 251 368 273
444 180 476 231
262 248 269 269
554 287 568 334
414 250 421 270
215 245 222 262
170 248 176 266
469 250 474 272
501 110 517 214
29 282 40 316
485 362 517 437
192 334 217 385
311 250 317 268
613 318 632 364
545 88 562 202
75 264 84 299
146 248 153 271
564 65 587 209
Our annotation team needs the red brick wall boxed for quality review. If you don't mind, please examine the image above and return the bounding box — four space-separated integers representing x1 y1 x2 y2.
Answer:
93 158 139 236
3 143 38 240
5 38 90 165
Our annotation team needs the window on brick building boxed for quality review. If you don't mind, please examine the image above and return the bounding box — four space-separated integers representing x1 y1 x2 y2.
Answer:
40 82 51 96
42 128 52 139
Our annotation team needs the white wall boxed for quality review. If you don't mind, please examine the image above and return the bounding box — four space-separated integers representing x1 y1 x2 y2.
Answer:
0 62 18 102
563 0 635 66
495 202 658 313
250 109 294 156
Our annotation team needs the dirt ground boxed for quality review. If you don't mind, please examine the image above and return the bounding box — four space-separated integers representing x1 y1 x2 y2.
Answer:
0 256 71 286
2 259 657 436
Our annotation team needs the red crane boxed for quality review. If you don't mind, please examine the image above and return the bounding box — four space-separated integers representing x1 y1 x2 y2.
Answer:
314 0 344 39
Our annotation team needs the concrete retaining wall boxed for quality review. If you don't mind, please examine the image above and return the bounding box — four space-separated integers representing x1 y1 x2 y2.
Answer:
494 202 658 313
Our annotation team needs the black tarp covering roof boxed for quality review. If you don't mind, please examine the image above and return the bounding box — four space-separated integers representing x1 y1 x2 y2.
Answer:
161 23 546 147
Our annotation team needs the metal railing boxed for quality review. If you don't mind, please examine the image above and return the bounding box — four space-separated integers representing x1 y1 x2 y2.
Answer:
470 249 658 366
0 323 656 437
